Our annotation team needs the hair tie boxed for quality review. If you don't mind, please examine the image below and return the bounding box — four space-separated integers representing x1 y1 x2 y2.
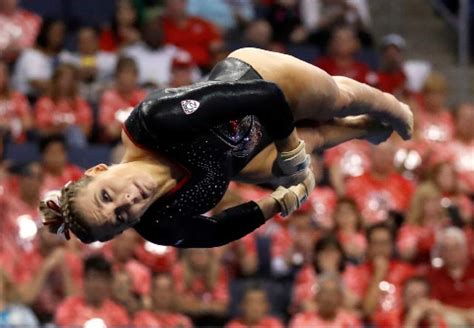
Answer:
41 187 71 240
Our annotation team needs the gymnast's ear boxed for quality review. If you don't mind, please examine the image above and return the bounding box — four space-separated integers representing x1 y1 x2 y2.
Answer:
85 164 109 177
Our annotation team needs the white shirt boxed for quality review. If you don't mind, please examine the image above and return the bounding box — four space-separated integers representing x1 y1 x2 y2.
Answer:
12 48 53 95
121 43 181 88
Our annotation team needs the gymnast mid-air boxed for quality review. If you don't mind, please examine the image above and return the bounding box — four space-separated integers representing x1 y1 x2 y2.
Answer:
40 48 413 247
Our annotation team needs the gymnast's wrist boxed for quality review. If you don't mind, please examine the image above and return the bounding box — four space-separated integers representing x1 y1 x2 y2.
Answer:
256 196 281 221
274 128 300 153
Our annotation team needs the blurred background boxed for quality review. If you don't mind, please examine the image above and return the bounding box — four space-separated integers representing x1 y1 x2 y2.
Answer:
0 0 473 327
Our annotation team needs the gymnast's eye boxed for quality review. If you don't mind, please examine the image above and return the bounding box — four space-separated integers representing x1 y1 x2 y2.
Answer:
102 190 112 202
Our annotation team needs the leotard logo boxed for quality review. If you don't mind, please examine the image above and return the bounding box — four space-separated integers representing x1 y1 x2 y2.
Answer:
181 99 200 115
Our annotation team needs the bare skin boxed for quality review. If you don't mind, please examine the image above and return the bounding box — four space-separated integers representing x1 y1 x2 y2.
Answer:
75 48 413 237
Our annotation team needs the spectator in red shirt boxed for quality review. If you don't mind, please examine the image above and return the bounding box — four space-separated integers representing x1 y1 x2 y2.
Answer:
402 277 447 328
345 223 416 327
162 0 222 70
99 56 147 143
397 183 449 266
428 228 474 312
411 72 454 144
431 102 474 193
169 51 196 88
291 234 350 313
172 248 230 326
99 0 141 52
34 64 93 148
0 0 41 63
314 25 372 84
271 207 319 277
346 142 414 224
0 60 32 143
375 34 407 96
55 255 130 326
226 285 283 328
290 273 362 328
333 197 367 262
111 270 141 317
134 273 193 328
39 135 83 197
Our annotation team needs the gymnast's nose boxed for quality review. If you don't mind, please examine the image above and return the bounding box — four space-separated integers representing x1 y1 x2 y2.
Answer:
123 192 139 205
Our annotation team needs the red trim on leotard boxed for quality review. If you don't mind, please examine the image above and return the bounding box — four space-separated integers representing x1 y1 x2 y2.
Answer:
122 124 191 197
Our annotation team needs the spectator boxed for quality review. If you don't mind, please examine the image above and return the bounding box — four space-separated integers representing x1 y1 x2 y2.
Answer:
402 277 447 328
172 248 230 326
123 16 190 88
12 19 65 99
0 269 39 327
15 229 81 323
412 72 454 144
345 223 416 327
134 240 178 274
133 273 193 327
291 234 349 313
34 64 93 147
397 183 449 266
427 227 474 326
375 34 407 96
271 207 319 277
333 197 367 261
266 0 309 44
0 59 32 143
226 285 283 328
314 24 373 83
169 51 195 88
306 153 337 230
0 0 41 63
432 102 474 193
324 138 371 196
289 273 362 328
345 142 414 224
39 134 83 197
187 0 255 36
111 270 141 316
55 255 130 326
162 0 222 70
60 26 117 104
99 56 147 143
240 19 274 50
304 0 372 48
99 0 141 52
1 162 41 254
107 229 151 299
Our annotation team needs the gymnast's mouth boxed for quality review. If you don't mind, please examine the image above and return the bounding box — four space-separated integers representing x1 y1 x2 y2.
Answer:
134 183 150 200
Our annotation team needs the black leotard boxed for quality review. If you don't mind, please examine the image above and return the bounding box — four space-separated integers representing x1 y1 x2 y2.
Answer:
124 57 294 248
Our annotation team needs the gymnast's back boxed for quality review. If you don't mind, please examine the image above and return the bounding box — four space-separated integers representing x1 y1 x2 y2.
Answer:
123 57 293 247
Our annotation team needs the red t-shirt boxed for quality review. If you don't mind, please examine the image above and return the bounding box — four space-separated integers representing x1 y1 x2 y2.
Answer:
396 224 440 264
40 165 84 197
162 16 221 67
308 186 337 229
99 88 147 127
345 172 414 224
0 91 31 141
172 262 230 304
135 241 178 273
133 310 192 328
427 261 474 308
226 316 284 328
289 310 362 328
324 140 372 179
345 261 416 327
315 57 372 83
34 96 93 131
375 70 406 94
55 295 130 326
0 9 41 51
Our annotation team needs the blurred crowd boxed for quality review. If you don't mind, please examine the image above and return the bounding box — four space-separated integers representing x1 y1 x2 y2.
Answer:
0 0 473 327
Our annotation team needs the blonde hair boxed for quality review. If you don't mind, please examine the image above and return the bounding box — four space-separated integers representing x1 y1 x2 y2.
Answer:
39 176 96 243
423 72 448 94
0 269 20 304
406 182 441 226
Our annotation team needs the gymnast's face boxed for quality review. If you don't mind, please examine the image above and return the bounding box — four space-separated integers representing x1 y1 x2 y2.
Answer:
74 163 158 239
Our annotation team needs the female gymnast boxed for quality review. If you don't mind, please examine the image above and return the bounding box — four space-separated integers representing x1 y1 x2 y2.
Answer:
40 48 413 247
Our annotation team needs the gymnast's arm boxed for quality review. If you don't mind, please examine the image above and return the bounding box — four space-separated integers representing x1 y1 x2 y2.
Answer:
135 198 279 248
125 79 296 141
